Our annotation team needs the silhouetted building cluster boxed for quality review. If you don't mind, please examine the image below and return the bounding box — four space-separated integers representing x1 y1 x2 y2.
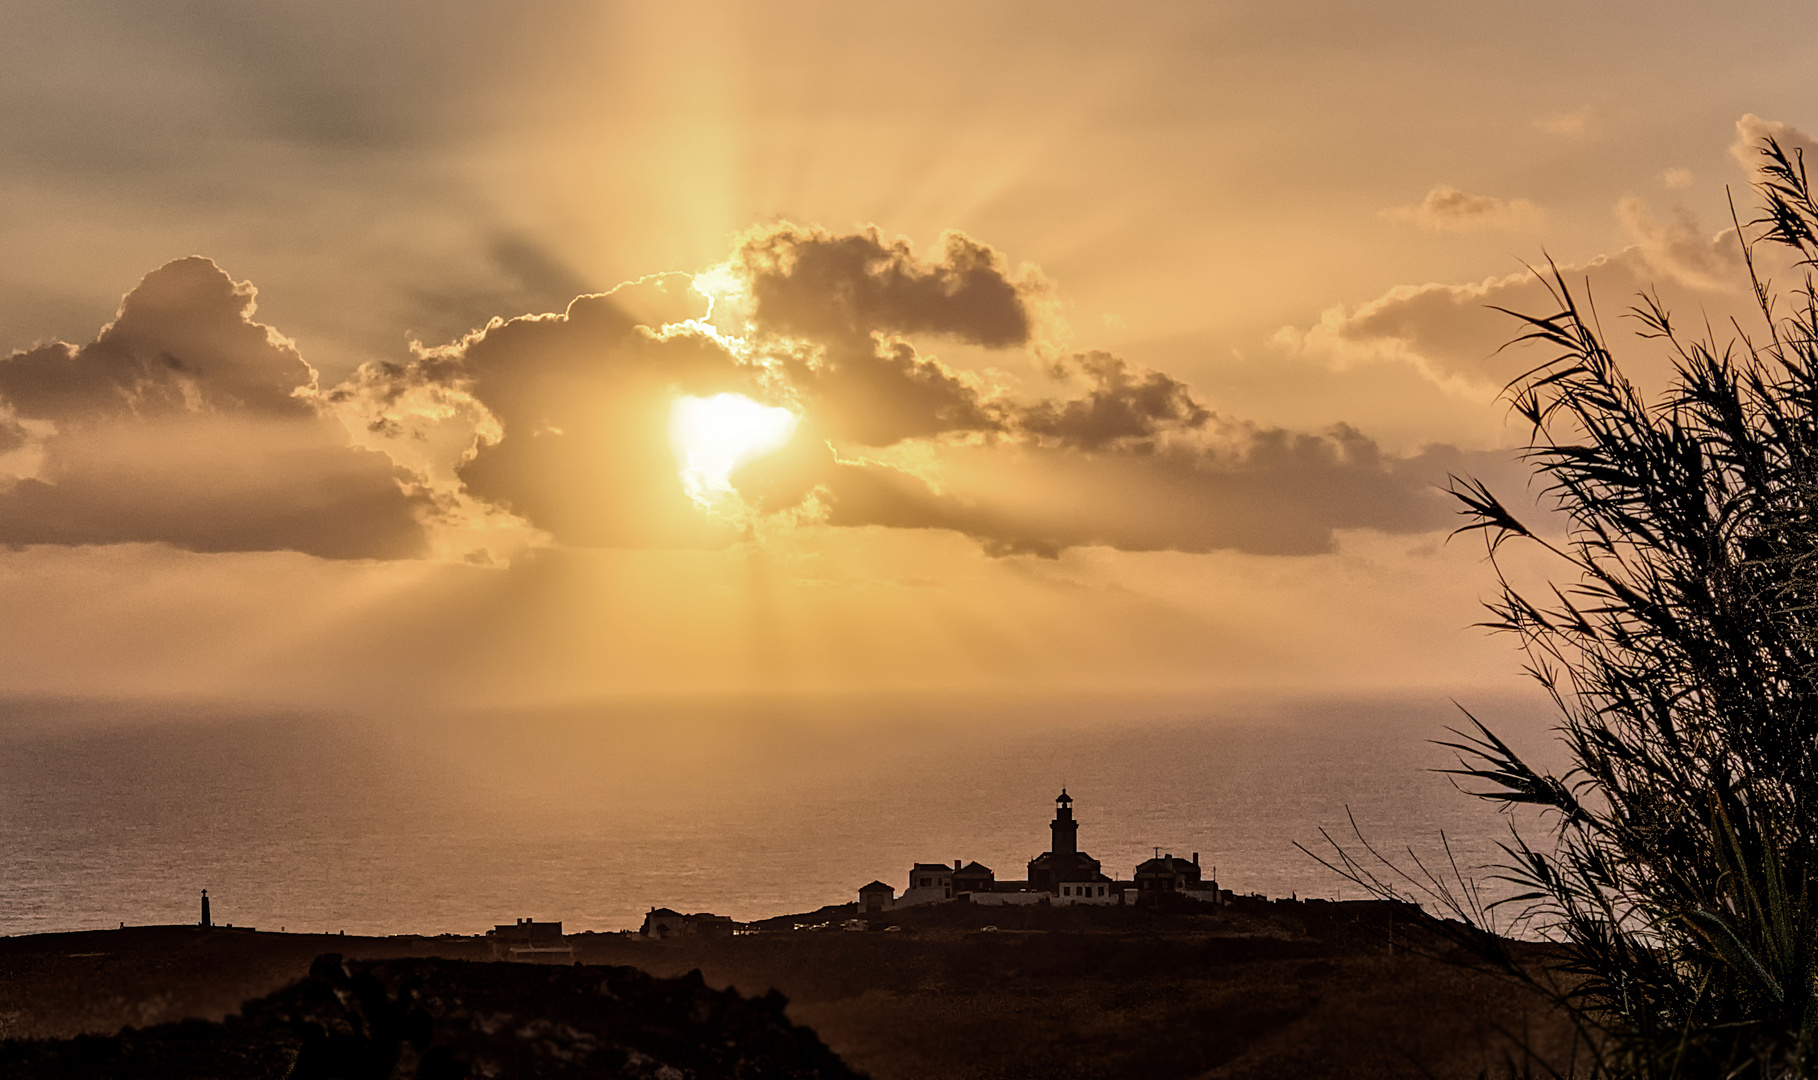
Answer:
857 790 1227 912
640 908 737 940
487 918 575 962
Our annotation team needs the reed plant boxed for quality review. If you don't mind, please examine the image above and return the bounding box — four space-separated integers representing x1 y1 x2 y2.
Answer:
1312 137 1818 1078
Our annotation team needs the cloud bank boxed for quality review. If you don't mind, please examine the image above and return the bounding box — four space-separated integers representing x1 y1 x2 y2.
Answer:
0 258 431 559
1 225 1491 561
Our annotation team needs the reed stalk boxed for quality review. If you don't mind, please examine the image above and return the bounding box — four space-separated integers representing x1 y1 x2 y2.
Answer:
1311 136 1818 1078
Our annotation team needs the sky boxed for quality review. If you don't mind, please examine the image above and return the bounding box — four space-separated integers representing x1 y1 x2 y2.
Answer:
2 0 1816 711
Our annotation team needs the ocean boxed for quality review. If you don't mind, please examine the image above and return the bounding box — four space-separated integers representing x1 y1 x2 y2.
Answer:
0 690 1565 938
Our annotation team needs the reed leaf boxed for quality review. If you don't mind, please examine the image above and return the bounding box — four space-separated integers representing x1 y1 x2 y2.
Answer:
1320 135 1818 1078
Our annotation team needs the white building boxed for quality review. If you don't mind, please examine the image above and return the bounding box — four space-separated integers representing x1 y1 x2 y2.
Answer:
896 861 957 907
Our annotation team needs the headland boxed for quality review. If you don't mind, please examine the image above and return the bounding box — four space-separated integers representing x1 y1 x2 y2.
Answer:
0 894 1579 1079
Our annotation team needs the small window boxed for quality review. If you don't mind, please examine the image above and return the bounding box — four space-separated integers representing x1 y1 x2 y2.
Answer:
1098 886 1105 896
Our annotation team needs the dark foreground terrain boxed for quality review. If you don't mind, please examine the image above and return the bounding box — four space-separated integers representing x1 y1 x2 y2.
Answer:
0 899 1585 1078
0 953 856 1079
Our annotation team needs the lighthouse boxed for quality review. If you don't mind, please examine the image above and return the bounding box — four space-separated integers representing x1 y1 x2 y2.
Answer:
1026 788 1105 893
1049 788 1079 855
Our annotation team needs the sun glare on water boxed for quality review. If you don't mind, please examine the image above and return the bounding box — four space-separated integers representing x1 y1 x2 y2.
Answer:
670 393 798 509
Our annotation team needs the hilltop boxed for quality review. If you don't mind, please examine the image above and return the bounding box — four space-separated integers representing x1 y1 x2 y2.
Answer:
0 897 1581 1078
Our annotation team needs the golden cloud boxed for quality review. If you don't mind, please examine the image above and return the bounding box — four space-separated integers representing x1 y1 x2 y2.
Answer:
2 231 1498 561
1383 186 1544 232
0 258 431 559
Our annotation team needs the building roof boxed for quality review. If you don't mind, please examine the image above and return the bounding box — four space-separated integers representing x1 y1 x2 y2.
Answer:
645 907 683 918
490 921 564 938
859 880 894 892
955 861 994 875
1135 856 1200 874
911 862 955 872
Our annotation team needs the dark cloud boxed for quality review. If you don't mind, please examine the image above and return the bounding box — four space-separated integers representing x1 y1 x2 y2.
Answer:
0 419 28 455
740 419 1474 558
456 315 751 549
737 224 1040 348
4 229 1490 563
779 336 1003 446
335 277 764 549
325 351 471 439
0 257 314 423
0 258 431 559
774 346 1210 454
1019 352 1210 450
334 225 1475 559
0 418 431 559
722 226 1052 447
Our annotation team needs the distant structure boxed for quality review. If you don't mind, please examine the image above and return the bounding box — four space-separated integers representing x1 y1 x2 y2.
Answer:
899 863 956 906
486 918 574 963
857 790 1226 912
952 861 994 894
200 889 211 929
857 881 895 914
640 907 736 940
1134 852 1206 896
1026 789 1111 897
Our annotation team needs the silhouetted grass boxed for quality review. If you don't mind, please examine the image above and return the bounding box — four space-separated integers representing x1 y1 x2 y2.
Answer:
1310 136 1818 1078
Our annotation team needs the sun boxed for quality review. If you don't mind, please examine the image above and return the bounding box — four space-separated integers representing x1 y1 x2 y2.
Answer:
669 393 798 509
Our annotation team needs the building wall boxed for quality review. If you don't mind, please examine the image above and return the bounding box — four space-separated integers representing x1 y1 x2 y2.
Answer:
642 913 687 938
908 868 953 891
895 885 952 908
969 892 1051 906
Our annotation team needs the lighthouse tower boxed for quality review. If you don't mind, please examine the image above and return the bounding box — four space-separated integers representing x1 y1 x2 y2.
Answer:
1026 788 1104 892
1050 788 1079 855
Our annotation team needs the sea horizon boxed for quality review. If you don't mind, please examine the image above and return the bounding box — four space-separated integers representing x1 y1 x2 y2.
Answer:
0 687 1563 939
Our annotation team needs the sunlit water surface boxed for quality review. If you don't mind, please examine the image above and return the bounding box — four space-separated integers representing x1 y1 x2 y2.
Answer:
0 692 1564 937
